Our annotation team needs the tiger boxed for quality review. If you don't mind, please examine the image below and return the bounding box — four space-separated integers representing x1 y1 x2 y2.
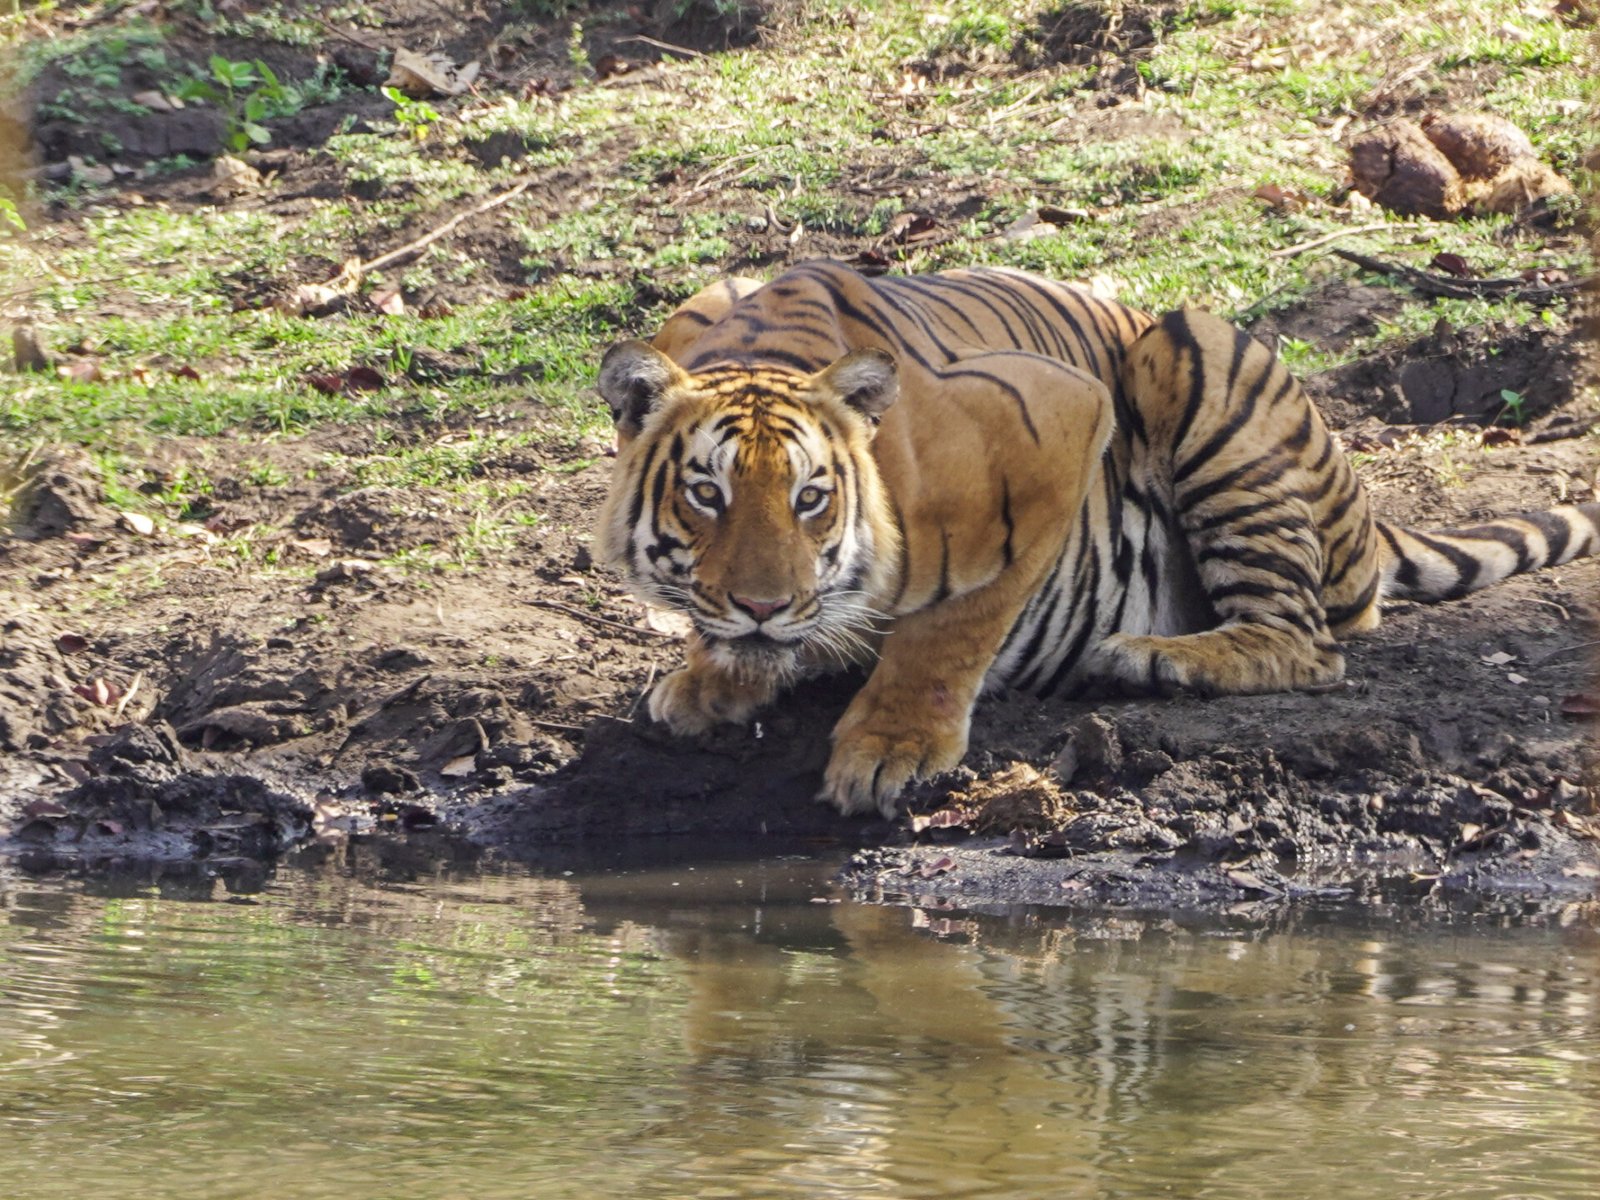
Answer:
593 260 1600 819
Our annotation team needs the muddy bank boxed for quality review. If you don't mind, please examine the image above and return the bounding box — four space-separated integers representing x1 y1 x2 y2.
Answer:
2 0 1597 912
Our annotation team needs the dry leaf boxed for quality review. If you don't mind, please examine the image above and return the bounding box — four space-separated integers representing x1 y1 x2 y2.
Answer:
57 359 103 384
279 257 363 317
1481 650 1516 666
212 154 262 197
439 754 477 778
370 287 406 316
643 607 693 637
1429 252 1475 277
387 48 476 97
118 511 156 536
1559 692 1599 719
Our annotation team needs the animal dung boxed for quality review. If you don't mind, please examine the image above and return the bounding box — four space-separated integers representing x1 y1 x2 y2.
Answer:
1349 112 1571 218
1349 120 1464 218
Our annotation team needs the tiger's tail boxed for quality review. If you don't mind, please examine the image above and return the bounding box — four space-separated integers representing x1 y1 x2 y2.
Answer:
1376 502 1600 602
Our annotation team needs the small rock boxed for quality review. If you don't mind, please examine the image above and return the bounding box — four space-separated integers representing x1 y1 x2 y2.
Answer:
362 763 420 794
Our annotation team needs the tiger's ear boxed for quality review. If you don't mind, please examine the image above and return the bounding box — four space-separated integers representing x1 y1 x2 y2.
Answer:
598 340 691 437
811 349 898 422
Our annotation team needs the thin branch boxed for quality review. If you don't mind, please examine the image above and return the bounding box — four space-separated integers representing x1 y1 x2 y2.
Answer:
1533 638 1600 668
614 34 709 59
527 598 677 640
1267 221 1414 259
1332 248 1589 303
360 178 536 275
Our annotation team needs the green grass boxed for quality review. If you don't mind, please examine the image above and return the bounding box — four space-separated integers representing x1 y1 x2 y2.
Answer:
1 0 1592 474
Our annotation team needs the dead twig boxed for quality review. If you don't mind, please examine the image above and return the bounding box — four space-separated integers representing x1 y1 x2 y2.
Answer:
1533 638 1600 668
530 717 589 734
360 178 536 275
1331 248 1589 304
614 34 709 59
626 661 659 720
315 16 386 52
528 598 677 640
113 672 143 720
1268 221 1416 259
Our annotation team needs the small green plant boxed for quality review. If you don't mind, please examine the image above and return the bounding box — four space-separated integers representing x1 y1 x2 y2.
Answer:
0 195 23 233
1497 388 1527 426
177 56 300 153
382 86 441 141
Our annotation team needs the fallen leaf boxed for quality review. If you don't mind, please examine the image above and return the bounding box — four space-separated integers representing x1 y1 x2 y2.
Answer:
72 677 119 706
67 155 114 186
439 754 477 778
22 799 69 819
1429 252 1475 277
118 511 156 536
1559 692 1599 719
1481 650 1517 666
885 212 939 244
387 48 477 97
1003 210 1058 242
212 154 262 198
1224 868 1282 894
1253 183 1311 211
1507 671 1529 685
172 364 202 381
1478 426 1521 446
57 359 102 384
1520 266 1569 286
593 53 637 81
369 287 405 316
909 807 969 833
306 372 344 395
642 606 693 637
290 537 333 558
55 633 89 654
344 365 386 391
278 257 363 317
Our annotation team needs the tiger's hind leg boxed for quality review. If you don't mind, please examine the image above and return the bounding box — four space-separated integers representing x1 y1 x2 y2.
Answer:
1093 310 1367 697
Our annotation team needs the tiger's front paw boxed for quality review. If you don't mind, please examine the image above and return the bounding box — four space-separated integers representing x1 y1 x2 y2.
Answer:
646 665 772 736
820 719 967 821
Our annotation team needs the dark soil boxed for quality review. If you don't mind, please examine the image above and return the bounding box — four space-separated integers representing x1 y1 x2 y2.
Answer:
1 1 1597 914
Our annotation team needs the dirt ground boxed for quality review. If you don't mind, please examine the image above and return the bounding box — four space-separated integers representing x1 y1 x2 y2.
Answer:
1 1 1597 910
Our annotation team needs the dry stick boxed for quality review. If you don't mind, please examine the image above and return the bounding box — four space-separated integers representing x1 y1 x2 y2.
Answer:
1331 248 1590 303
1267 221 1415 259
1533 638 1600 668
359 178 537 276
314 16 386 52
527 598 677 640
615 34 709 59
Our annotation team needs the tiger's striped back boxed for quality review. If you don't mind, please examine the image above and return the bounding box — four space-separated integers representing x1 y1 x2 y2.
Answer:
598 261 1600 813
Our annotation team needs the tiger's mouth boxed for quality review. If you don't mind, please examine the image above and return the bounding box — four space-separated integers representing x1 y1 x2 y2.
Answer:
700 626 804 678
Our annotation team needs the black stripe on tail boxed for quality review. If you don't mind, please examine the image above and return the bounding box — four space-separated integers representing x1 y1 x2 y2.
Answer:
1378 502 1600 602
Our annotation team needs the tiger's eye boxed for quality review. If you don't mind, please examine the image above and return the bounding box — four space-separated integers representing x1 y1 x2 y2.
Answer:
689 481 722 508
796 485 827 513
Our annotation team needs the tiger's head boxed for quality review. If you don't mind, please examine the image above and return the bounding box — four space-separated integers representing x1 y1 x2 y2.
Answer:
594 342 901 678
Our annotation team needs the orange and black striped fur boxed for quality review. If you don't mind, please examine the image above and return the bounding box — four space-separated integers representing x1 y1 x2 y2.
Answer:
594 261 1600 818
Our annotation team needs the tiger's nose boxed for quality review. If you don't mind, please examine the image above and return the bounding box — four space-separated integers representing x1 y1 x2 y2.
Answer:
730 594 792 622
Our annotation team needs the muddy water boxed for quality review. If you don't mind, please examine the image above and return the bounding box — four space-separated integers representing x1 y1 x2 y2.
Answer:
2 856 1597 1200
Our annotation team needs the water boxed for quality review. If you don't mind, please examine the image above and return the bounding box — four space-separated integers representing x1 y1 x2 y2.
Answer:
2 852 1597 1200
